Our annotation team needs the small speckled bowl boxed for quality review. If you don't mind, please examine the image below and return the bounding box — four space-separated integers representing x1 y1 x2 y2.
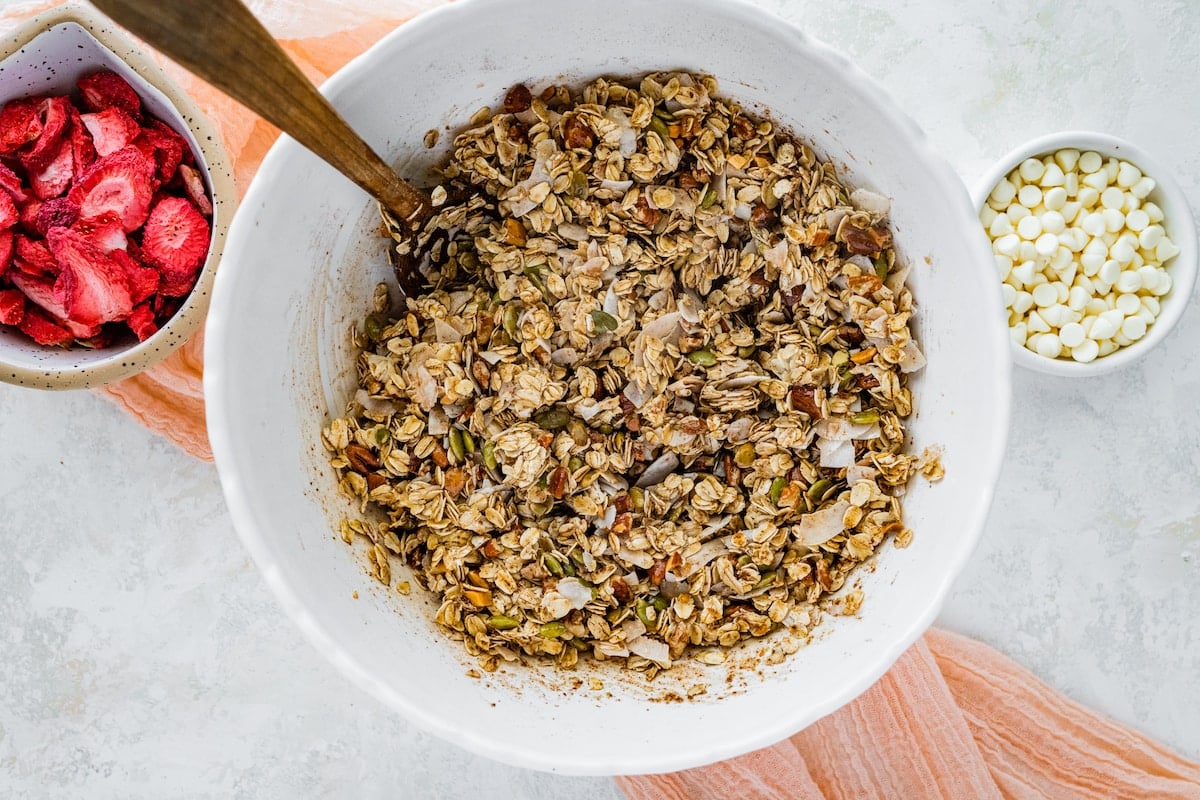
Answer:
973 131 1197 377
0 3 235 390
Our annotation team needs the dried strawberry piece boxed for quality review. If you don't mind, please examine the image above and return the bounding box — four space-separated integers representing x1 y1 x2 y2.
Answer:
110 247 158 304
78 71 142 120
13 235 58 277
6 270 99 338
80 107 140 157
0 98 43 155
0 286 24 324
71 211 125 253
140 196 209 296
17 198 42 234
0 189 16 230
67 107 97 180
18 96 72 173
34 197 80 236
125 301 157 341
16 305 73 345
134 120 185 183
0 229 12 277
0 162 28 207
177 163 212 216
67 146 154 232
29 135 74 200
47 226 133 326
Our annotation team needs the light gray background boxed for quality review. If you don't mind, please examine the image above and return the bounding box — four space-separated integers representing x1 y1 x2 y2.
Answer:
1 0 1198 797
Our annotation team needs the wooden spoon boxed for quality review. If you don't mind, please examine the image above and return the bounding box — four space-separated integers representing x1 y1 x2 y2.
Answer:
90 0 431 233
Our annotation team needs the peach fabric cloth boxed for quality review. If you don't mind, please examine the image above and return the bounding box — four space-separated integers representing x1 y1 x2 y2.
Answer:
8 5 1195 797
618 628 1200 799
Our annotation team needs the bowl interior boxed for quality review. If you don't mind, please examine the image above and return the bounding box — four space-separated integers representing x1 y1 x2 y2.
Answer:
0 16 225 389
972 132 1198 377
207 0 1009 775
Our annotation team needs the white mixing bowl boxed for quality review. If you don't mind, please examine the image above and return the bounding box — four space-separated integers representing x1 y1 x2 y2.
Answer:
206 0 1010 775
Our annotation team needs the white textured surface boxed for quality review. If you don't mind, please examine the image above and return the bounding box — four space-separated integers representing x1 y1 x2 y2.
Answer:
1 0 1197 796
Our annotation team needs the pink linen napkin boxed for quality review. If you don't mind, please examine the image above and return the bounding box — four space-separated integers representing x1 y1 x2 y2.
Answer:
4 5 1197 796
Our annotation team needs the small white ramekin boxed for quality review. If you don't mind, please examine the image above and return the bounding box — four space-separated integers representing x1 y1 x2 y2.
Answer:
972 131 1196 377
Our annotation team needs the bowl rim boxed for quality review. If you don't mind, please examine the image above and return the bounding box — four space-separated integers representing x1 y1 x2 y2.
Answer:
206 0 1012 775
970 129 1198 378
0 2 237 391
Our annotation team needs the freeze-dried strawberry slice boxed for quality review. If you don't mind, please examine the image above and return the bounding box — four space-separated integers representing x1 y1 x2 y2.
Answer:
0 98 42 155
110 247 158 304
0 286 23 324
0 162 29 206
0 189 16 230
125 301 157 341
140 196 209 296
29 135 74 200
78 71 142 120
178 163 213 216
7 270 99 339
47 226 133 326
13 235 58 277
34 197 80 236
80 107 140 157
67 146 154 232
18 96 72 173
68 108 96 180
0 229 12 277
17 305 73 345
71 211 125 253
134 120 185 183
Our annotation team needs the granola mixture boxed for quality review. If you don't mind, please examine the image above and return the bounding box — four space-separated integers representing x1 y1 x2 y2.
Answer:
323 72 934 675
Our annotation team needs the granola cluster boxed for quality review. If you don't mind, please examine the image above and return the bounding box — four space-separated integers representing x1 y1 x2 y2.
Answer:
324 72 932 675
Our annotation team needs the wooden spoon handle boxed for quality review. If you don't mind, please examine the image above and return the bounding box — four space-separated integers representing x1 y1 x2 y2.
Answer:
91 0 430 228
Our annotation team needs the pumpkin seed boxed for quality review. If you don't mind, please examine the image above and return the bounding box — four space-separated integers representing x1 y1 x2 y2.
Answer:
539 621 567 638
590 309 619 334
768 476 787 505
850 409 880 425
487 615 520 631
448 427 466 461
687 348 717 366
534 407 571 430
502 303 520 338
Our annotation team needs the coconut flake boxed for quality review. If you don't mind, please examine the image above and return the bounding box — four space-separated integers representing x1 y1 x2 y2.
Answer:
426 406 450 436
478 350 505 365
412 366 437 410
795 499 851 546
635 452 679 487
627 636 671 666
557 577 593 609
576 399 603 421
603 286 620 317
819 437 856 468
605 107 639 157
621 617 647 641
850 187 891 217
846 464 879 484
434 317 463 343
557 222 589 242
898 340 927 373
765 239 789 270
353 389 397 417
599 178 634 193
617 546 655 569
551 347 580 366
725 417 754 443
621 382 648 411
